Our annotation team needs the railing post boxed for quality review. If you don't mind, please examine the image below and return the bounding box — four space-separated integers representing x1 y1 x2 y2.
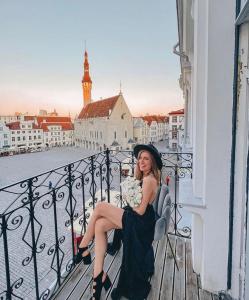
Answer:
28 178 40 300
174 165 178 235
106 148 110 203
52 188 61 287
68 164 75 263
2 214 12 300
90 155 96 208
81 174 87 234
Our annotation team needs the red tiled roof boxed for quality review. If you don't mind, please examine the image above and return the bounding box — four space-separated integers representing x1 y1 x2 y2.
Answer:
36 116 71 125
32 124 40 129
6 122 20 130
24 116 36 121
168 109 184 115
78 95 119 119
142 115 167 126
6 121 41 130
40 122 74 132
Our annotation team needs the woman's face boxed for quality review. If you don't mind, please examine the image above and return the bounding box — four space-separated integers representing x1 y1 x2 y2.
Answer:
138 151 152 174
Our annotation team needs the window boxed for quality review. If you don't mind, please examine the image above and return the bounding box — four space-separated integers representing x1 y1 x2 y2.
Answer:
114 131 116 139
17 131 20 134
172 143 177 149
38 135 41 139
34 136 36 140
100 132 102 139
17 137 20 141
23 136 25 141
125 131 127 138
12 137 15 142
172 125 177 131
21 125 25 129
29 136 32 140
4 141 8 146
29 131 31 133
172 132 177 139
4 134 7 138
22 131 25 134
172 116 177 123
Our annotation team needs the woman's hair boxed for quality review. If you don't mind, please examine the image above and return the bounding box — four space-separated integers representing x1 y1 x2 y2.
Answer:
135 150 161 185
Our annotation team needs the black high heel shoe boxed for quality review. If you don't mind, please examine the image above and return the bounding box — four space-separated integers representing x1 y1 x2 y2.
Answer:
74 246 92 265
90 270 112 300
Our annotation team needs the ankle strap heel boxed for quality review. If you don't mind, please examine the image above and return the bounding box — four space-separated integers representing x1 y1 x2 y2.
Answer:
103 275 111 291
74 246 92 265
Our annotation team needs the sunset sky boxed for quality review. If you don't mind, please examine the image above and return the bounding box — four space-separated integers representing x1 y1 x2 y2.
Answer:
0 1 183 118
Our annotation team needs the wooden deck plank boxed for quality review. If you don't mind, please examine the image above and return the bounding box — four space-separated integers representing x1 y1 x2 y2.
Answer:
54 235 219 300
160 235 177 300
147 236 168 300
80 247 122 300
54 247 95 300
185 239 198 300
173 237 185 300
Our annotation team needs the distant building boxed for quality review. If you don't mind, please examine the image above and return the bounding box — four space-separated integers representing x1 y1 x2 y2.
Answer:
38 109 58 117
1 115 74 150
0 122 11 148
168 109 184 151
75 94 134 151
133 117 149 144
75 51 134 151
82 51 92 107
6 120 43 149
34 116 74 147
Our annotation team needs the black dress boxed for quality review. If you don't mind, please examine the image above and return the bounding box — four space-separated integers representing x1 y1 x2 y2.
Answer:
110 183 156 300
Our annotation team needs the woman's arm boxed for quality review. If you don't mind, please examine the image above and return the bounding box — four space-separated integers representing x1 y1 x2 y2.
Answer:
133 176 157 215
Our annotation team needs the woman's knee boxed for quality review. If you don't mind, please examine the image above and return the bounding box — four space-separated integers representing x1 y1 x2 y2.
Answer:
95 202 108 216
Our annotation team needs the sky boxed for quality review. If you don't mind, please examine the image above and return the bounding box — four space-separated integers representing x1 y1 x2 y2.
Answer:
0 0 183 118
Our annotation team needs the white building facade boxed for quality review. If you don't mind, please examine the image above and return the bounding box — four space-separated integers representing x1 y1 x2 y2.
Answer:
168 109 184 151
0 122 11 149
133 117 149 144
7 121 43 149
175 0 249 299
75 94 134 151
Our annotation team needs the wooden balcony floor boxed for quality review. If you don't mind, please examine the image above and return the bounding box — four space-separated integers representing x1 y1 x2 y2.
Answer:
54 234 218 300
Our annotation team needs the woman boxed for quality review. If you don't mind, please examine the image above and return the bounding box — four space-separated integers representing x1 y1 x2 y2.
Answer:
74 144 163 300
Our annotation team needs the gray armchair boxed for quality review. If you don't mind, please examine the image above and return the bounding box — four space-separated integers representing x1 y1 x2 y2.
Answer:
152 184 179 270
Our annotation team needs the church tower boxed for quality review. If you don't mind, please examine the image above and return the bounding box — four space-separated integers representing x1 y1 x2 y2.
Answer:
82 51 92 107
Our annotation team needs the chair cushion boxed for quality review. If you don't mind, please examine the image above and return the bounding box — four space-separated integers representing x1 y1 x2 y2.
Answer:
154 217 166 241
157 185 169 216
152 186 161 213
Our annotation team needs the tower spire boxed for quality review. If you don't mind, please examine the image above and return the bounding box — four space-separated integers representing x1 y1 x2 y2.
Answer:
82 46 92 107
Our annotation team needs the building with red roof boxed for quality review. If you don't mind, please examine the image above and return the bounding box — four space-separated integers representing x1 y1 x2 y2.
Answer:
3 114 74 150
75 93 134 151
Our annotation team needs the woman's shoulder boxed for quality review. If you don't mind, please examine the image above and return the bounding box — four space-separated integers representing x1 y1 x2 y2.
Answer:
142 174 158 186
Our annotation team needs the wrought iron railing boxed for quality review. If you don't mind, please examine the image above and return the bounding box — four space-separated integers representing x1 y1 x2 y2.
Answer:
0 149 192 300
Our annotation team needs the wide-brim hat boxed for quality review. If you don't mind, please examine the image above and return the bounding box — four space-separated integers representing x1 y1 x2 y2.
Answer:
133 144 163 170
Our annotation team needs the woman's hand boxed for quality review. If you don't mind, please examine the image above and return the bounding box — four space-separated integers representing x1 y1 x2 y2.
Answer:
132 175 157 215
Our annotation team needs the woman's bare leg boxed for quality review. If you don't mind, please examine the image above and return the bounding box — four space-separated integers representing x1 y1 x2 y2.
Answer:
94 217 119 277
79 202 124 257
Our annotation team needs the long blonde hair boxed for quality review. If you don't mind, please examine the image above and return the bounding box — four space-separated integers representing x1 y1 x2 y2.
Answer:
134 150 161 185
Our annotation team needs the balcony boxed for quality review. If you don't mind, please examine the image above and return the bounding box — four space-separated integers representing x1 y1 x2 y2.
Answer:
0 150 217 299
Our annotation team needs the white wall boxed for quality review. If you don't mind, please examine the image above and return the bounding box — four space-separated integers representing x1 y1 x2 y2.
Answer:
181 0 236 294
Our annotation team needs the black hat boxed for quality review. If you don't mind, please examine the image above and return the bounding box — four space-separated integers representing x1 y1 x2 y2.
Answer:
133 144 163 170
